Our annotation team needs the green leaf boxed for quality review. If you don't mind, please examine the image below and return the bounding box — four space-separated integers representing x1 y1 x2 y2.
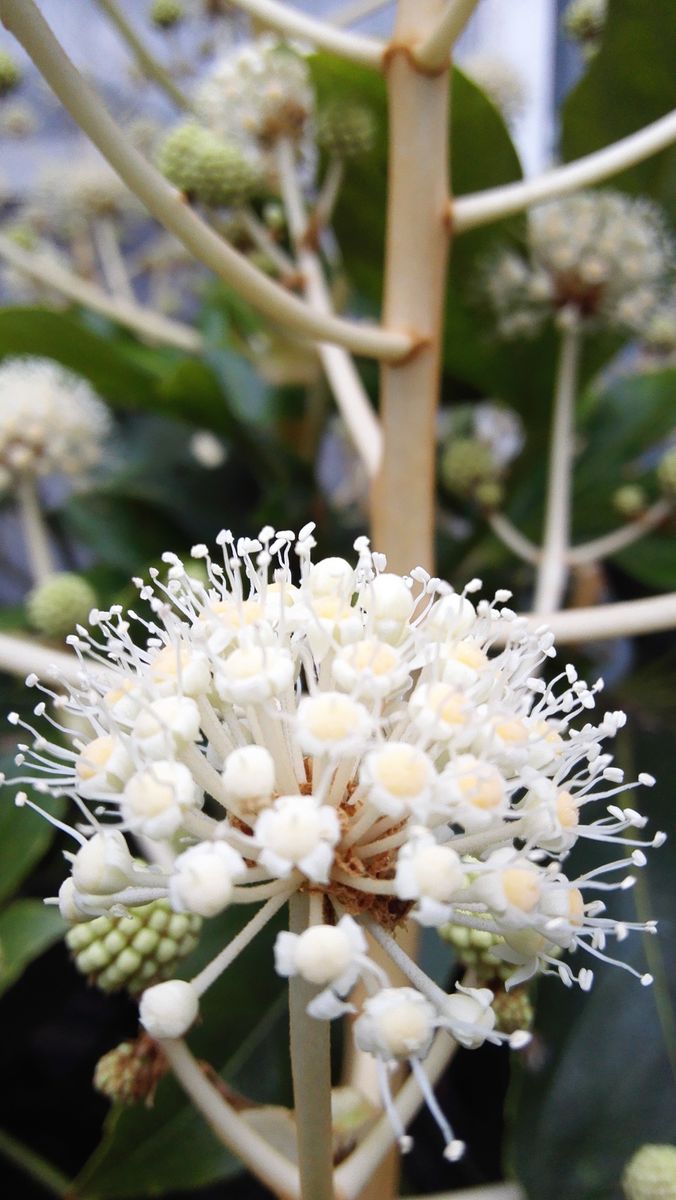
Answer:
0 900 65 996
561 0 676 219
74 906 291 1198
0 755 65 908
0 308 158 410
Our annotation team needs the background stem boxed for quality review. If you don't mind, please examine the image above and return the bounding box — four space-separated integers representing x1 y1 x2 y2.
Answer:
16 475 54 585
288 892 335 1200
533 320 581 613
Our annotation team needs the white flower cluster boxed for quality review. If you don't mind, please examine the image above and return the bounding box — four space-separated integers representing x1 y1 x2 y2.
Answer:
8 527 662 1160
196 35 314 158
484 191 674 339
0 357 111 493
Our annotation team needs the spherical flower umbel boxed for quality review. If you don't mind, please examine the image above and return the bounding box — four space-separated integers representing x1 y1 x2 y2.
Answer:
0 357 111 493
484 190 674 340
8 525 662 1163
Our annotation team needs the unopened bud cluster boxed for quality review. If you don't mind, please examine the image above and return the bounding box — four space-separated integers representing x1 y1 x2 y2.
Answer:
440 401 524 507
10 526 662 1163
158 122 262 207
484 191 673 339
150 0 185 28
317 102 376 160
0 49 21 96
66 898 201 994
563 0 608 60
27 573 97 641
622 1144 676 1200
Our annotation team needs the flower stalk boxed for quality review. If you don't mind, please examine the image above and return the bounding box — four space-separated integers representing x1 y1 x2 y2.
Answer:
533 318 581 614
15 475 54 585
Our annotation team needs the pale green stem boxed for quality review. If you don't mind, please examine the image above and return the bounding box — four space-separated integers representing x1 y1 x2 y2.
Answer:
191 888 294 997
313 157 346 235
413 0 480 70
487 512 540 566
91 216 136 303
227 0 384 69
453 110 676 233
288 891 335 1200
532 320 581 615
240 207 296 276
15 475 54 585
0 1128 72 1198
366 921 450 1009
0 232 204 353
0 0 411 362
162 1038 300 1200
411 1188 524 1200
94 0 192 110
513 593 676 643
335 1028 457 1200
567 499 672 565
275 137 383 475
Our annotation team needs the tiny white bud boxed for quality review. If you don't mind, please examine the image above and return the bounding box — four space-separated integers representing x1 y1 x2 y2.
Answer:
139 979 199 1039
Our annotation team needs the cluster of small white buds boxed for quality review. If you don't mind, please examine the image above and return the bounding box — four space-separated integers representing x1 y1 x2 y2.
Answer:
0 357 111 493
484 191 673 340
8 526 663 1163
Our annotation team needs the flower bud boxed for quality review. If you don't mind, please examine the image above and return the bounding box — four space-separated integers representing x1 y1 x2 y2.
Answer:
0 50 21 96
94 1035 168 1105
71 829 135 896
66 898 202 993
139 978 199 1039
317 102 376 160
169 841 246 917
613 484 647 519
150 0 184 28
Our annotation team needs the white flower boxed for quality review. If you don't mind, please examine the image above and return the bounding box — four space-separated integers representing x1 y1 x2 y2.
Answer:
0 357 111 492
395 829 466 923
254 794 340 883
485 191 673 338
274 915 369 1018
170 841 246 917
354 987 436 1062
139 979 199 1039
360 743 437 821
70 829 136 896
9 526 662 1167
123 761 202 839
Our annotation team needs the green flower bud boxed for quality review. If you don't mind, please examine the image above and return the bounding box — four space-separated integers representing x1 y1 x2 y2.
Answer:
657 449 676 498
150 0 185 28
157 122 261 207
491 986 534 1034
623 1144 676 1200
0 50 21 97
613 484 647 519
440 437 497 499
66 898 202 994
27 573 97 640
94 1035 168 1105
474 479 505 510
440 918 511 981
563 0 607 56
317 102 377 160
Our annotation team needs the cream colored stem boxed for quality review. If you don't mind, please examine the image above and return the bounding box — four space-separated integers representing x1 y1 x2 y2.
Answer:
227 0 384 69
487 512 540 565
527 592 676 643
533 322 581 614
162 1038 300 1200
0 233 203 353
567 499 672 565
453 109 676 233
276 138 383 475
288 892 335 1200
335 1029 457 1200
373 1 451 571
93 0 192 110
191 889 293 998
314 157 346 234
239 208 296 276
0 0 410 362
0 633 83 685
91 217 136 303
16 475 54 585
413 0 480 70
